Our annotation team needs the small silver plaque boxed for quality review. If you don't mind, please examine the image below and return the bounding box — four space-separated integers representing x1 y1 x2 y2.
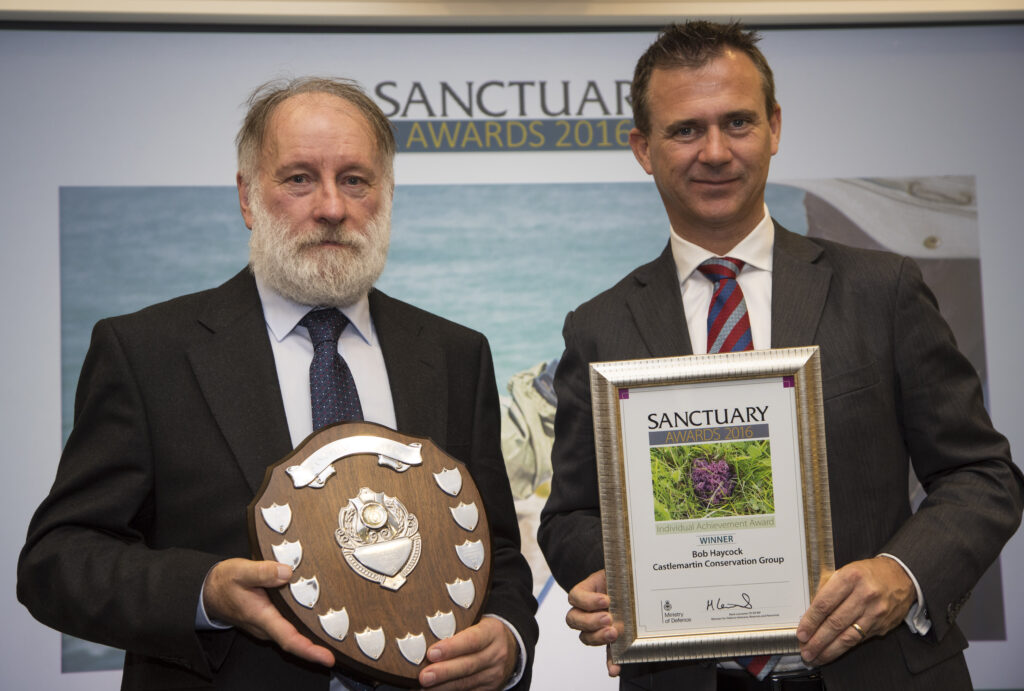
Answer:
260 502 292 534
271 539 302 569
290 576 320 609
356 627 386 660
433 467 463 496
455 539 485 571
445 578 475 609
449 502 479 531
319 608 350 641
427 610 456 640
397 633 427 665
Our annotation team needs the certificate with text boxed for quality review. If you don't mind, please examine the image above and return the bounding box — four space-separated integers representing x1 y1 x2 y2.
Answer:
590 348 834 663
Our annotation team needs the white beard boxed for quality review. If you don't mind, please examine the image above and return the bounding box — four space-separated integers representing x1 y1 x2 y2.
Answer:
248 190 391 308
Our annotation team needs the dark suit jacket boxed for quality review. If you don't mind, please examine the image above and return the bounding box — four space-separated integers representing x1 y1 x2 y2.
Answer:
18 269 537 690
538 226 1023 691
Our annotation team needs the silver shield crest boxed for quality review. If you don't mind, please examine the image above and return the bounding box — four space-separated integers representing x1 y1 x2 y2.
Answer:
336 487 421 590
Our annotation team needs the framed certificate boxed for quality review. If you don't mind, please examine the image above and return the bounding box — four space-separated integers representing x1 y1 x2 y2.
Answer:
590 347 834 663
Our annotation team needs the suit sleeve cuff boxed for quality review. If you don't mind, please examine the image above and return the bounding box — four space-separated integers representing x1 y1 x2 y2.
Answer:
878 552 931 635
482 613 527 689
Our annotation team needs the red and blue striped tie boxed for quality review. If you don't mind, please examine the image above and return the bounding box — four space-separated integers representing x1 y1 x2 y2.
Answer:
698 257 753 354
699 259 778 679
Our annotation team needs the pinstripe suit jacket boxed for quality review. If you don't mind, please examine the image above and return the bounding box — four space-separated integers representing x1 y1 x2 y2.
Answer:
538 225 1022 691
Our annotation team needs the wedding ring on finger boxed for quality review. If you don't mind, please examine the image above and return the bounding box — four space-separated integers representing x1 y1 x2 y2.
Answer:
851 622 867 640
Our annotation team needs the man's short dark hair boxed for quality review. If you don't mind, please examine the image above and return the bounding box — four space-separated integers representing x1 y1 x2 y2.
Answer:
631 20 777 135
236 76 396 183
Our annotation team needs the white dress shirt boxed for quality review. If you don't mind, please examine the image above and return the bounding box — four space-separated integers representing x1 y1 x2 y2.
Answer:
671 208 774 354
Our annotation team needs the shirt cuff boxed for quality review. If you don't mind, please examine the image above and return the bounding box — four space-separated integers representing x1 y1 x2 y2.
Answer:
878 552 931 635
483 613 527 690
196 564 233 631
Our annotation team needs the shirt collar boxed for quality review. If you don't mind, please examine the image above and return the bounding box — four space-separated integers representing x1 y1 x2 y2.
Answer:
670 205 775 282
254 274 374 346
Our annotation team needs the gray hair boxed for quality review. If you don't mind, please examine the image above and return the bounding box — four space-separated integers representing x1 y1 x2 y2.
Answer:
236 76 396 182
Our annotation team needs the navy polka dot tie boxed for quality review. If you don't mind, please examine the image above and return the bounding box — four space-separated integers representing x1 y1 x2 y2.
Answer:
300 308 363 431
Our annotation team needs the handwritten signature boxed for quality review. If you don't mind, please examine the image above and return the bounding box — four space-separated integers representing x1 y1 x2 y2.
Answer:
706 593 753 611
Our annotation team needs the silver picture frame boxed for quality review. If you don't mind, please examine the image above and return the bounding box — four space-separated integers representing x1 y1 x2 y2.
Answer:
590 346 834 663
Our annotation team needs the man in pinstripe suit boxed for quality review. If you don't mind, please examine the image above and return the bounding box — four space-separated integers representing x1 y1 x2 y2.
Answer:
539 20 1022 691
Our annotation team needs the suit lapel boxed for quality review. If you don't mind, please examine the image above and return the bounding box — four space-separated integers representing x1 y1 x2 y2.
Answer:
626 243 694 357
771 225 831 348
370 290 448 448
187 270 293 494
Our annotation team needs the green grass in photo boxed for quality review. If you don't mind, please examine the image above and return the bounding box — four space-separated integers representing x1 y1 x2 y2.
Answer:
650 440 774 521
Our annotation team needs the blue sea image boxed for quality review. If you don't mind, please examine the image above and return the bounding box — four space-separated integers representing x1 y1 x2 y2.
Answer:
57 181 810 671
59 183 809 439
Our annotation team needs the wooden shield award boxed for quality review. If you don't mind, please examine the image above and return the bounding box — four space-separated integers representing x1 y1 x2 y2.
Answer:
248 421 492 687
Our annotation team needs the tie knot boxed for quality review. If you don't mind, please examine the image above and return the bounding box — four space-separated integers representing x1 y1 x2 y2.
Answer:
300 308 349 347
698 257 745 282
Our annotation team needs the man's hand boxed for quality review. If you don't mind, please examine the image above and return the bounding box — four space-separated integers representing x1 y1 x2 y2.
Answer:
797 556 916 665
203 558 335 667
418 616 517 690
565 569 622 677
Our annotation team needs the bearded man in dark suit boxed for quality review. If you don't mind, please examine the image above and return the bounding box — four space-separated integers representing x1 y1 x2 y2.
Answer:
18 77 537 691
538 21 1022 691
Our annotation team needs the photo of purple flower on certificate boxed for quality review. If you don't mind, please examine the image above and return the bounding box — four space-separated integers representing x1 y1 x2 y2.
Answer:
650 440 775 522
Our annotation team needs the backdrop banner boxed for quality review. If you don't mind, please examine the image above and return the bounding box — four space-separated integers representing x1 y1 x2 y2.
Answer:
2 23 1022 691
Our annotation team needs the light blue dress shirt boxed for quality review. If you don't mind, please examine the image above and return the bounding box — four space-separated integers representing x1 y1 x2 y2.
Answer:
198 278 525 689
